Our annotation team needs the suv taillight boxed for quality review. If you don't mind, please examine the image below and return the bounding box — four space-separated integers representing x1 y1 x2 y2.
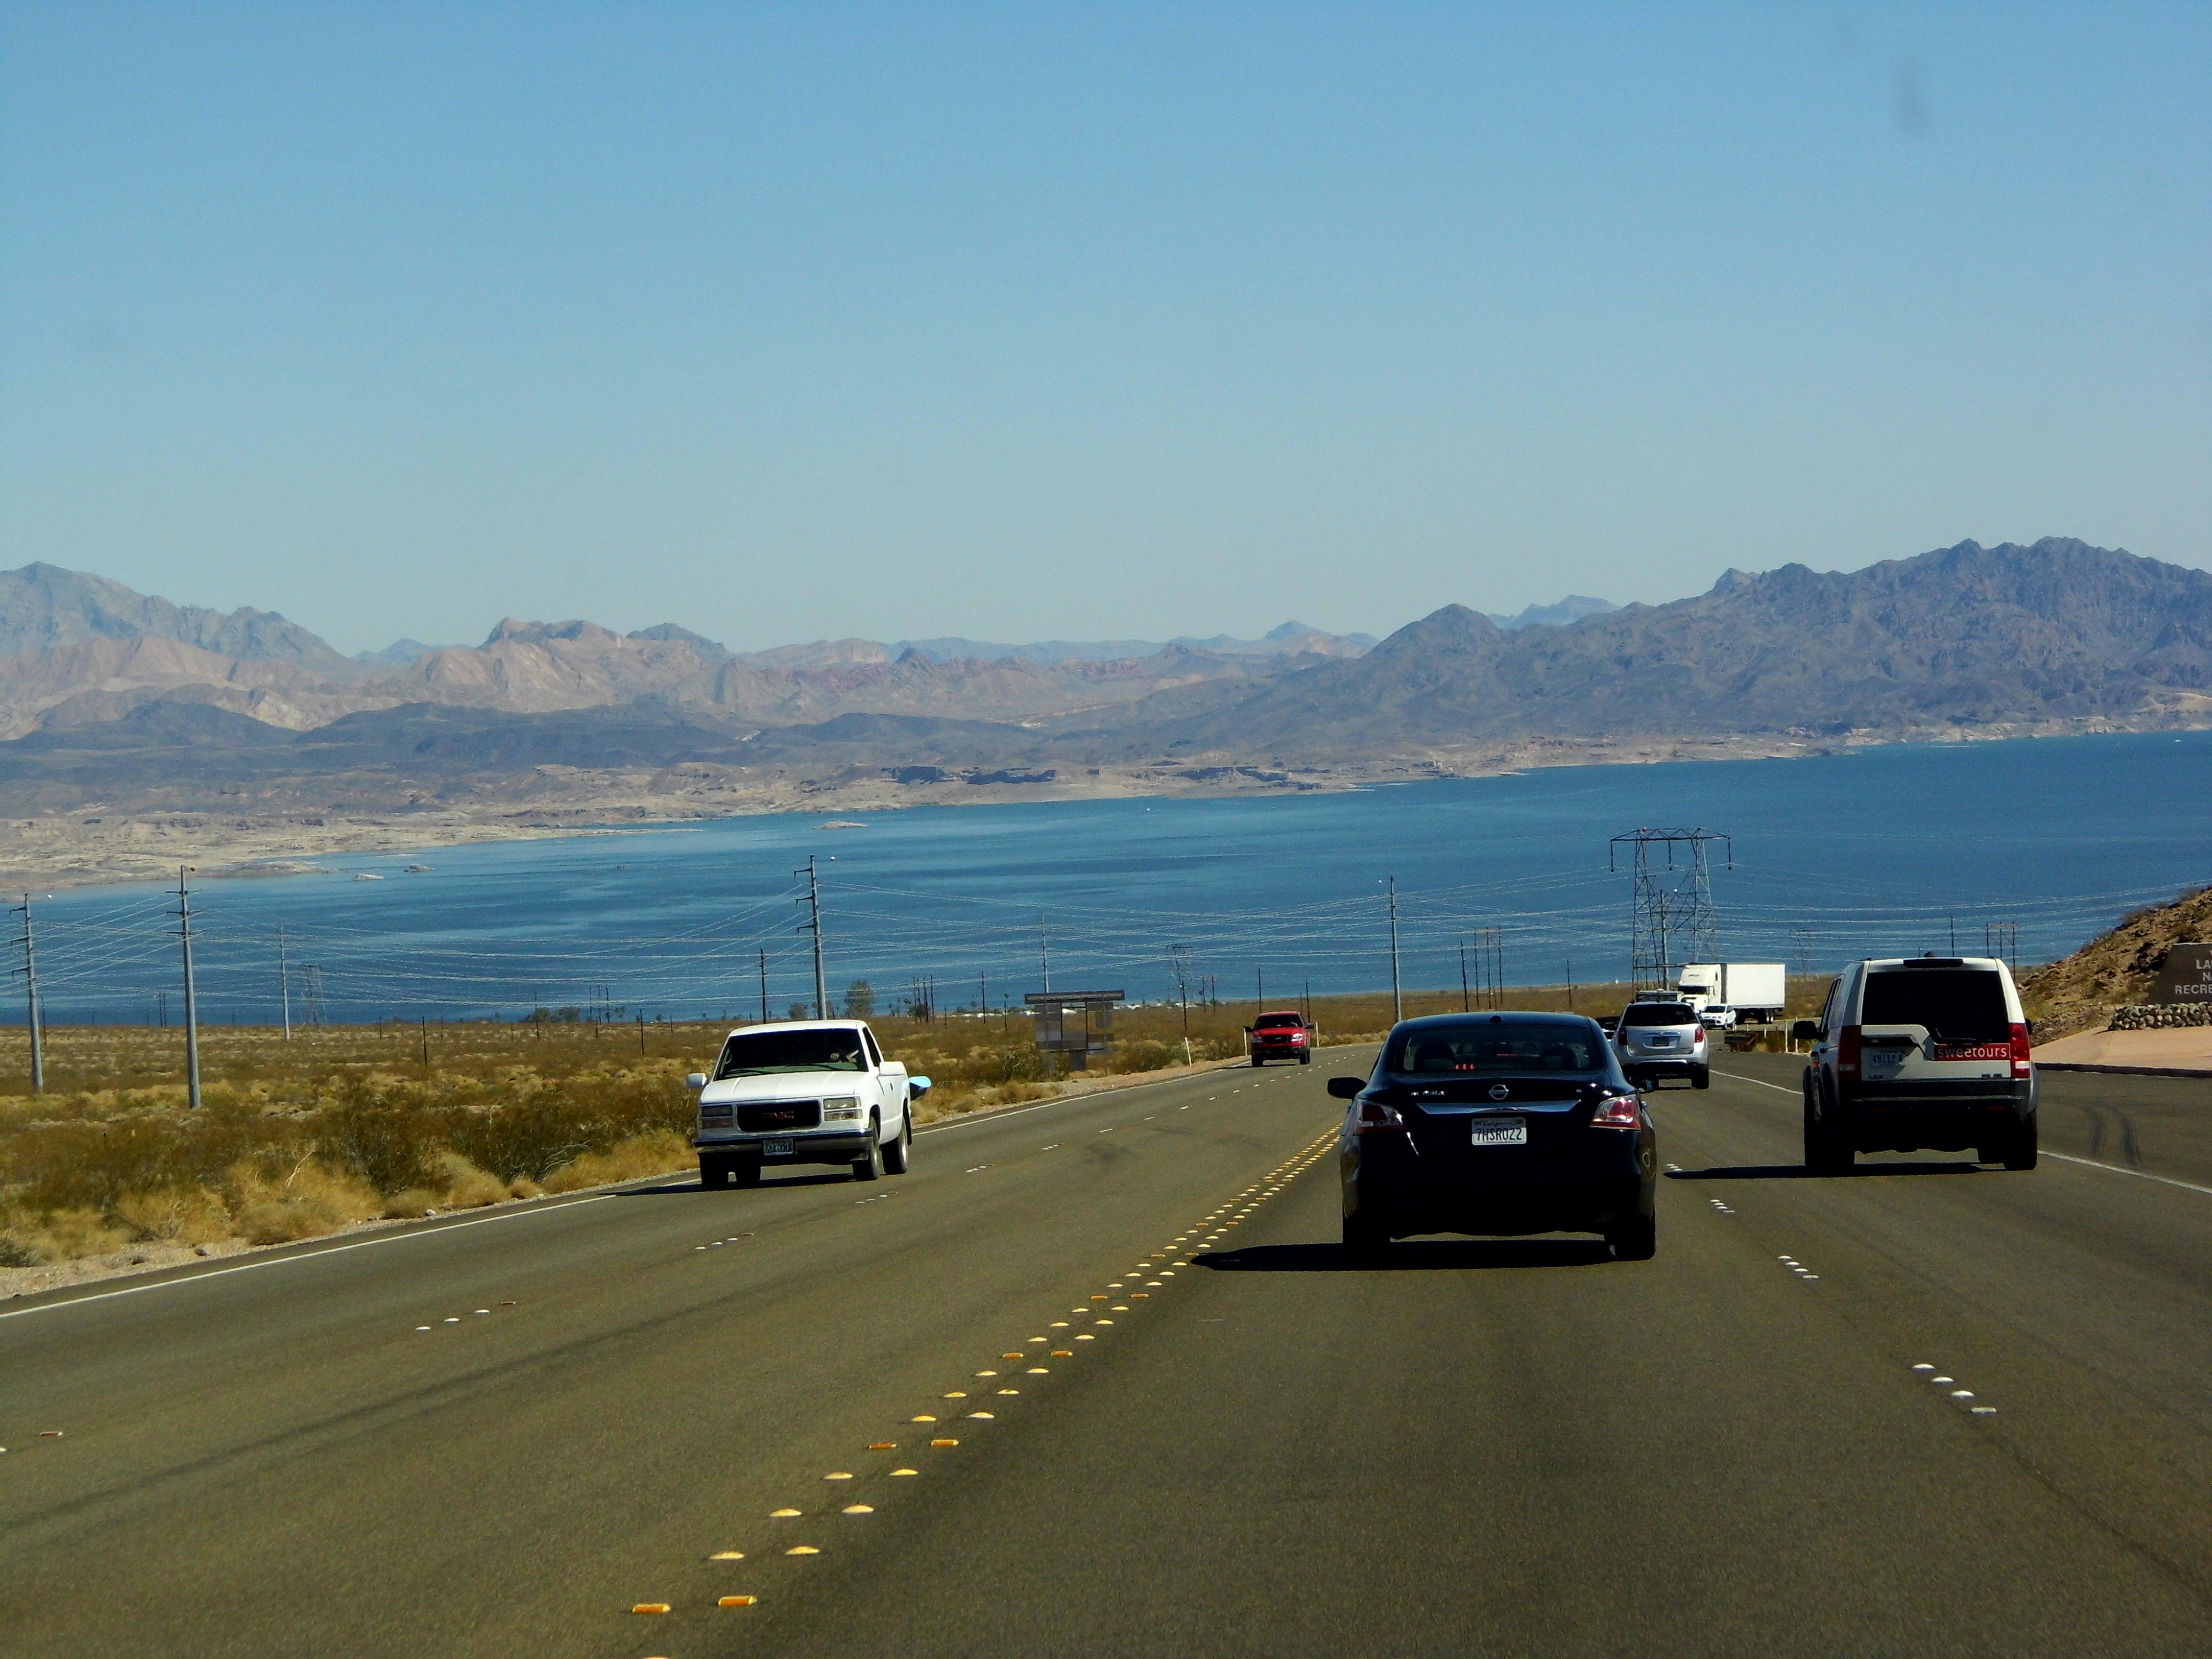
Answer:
2010 1022 2032 1079
1589 1092 1642 1130
1693 1026 1706 1044
1837 1025 1861 1076
1352 1097 1405 1134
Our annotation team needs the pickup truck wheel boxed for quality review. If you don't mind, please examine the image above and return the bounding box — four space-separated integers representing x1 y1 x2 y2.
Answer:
698 1158 730 1191
1298 1051 1311 1064
732 1159 762 1188
1250 1056 1265 1068
883 1114 910 1175
851 1122 884 1182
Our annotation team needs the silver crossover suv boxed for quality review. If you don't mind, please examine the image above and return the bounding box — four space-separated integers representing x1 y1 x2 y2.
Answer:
1612 1000 1710 1089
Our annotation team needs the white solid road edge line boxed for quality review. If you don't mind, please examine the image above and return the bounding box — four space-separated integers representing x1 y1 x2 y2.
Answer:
1717 1068 2212 1200
0 1190 621 1324
2041 1151 2212 1199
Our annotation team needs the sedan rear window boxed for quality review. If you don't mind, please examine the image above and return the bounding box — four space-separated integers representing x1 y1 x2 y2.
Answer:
1619 1003 1697 1027
1860 970 2010 1043
1386 1023 1603 1073
714 1028 866 1078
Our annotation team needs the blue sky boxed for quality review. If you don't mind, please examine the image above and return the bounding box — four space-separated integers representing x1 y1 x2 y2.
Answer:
2 3 2204 654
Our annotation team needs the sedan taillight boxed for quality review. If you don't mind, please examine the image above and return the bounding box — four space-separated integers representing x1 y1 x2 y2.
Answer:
1352 1097 1406 1134
1589 1093 1643 1130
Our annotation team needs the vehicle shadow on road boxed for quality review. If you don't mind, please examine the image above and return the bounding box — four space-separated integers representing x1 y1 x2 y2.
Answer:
617 1172 861 1196
1666 1161 1984 1182
1196 1239 1613 1272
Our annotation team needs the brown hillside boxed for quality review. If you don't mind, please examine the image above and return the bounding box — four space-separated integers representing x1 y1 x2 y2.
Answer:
2018 885 2212 1040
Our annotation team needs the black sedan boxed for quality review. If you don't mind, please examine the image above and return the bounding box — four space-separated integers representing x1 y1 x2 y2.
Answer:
1333 1011 1657 1262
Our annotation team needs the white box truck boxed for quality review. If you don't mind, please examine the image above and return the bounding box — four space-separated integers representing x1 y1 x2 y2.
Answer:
1675 963 1787 1024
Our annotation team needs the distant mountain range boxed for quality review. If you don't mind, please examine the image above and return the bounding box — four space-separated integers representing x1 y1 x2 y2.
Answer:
0 541 2201 852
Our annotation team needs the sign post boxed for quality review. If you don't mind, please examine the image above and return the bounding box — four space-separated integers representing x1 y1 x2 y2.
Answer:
1027 990 1125 1072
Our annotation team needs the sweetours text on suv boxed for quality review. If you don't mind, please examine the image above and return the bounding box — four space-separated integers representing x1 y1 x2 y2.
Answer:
1795 956 2036 1173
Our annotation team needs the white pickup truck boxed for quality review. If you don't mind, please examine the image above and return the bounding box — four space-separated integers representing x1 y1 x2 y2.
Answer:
686 1019 931 1188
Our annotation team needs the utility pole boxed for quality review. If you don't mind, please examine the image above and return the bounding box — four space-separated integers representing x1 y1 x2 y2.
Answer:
176 867 202 1110
1257 969 1264 1012
1039 913 1051 994
1459 938 1471 1012
16 893 43 1095
758 948 769 1024
278 923 292 1041
1566 950 1576 1012
795 856 828 1019
1387 876 1401 1024
1170 943 1193 1065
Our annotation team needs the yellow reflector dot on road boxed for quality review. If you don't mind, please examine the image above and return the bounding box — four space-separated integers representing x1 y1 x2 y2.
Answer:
710 1551 745 1560
913 1414 938 1422
843 1504 874 1514
631 1604 670 1614
868 1442 898 1450
997 1388 1019 1394
930 1438 959 1447
1097 1319 1116 1325
891 1467 918 1476
1002 1352 1023 1359
824 1472 853 1480
1051 1349 1073 1356
1075 1335 1094 1341
968 1411 995 1419
771 1508 802 1517
719 1595 759 1607
945 1390 969 1397
786 1546 820 1556
1050 1321 1070 1328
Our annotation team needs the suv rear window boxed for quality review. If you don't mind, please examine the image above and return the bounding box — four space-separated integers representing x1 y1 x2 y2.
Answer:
1860 969 2010 1043
1619 1003 1697 1027
714 1028 866 1077
1386 1023 1604 1073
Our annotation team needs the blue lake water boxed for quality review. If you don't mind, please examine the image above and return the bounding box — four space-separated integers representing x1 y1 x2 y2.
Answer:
18 728 2212 1025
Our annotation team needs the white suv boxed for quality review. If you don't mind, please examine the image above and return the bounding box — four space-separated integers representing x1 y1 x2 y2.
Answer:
1613 1001 1710 1089
1794 956 2035 1173
687 1020 930 1188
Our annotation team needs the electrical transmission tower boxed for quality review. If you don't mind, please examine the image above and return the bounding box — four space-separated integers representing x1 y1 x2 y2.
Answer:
1609 828 1732 990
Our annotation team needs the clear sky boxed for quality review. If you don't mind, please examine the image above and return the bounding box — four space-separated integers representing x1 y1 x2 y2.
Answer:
2 3 2204 655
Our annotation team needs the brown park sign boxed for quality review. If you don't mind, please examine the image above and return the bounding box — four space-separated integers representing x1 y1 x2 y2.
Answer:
2152 943 2212 1004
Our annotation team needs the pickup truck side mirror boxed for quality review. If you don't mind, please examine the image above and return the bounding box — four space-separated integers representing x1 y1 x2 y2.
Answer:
1327 1076 1365 1099
1789 1021 1821 1044
909 1076 932 1097
685 1072 708 1090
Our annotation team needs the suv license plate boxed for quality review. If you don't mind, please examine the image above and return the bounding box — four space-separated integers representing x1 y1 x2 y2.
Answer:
760 1137 794 1158
1470 1117 1527 1147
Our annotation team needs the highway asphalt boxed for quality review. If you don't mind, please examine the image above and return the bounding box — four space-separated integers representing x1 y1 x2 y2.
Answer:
4 1050 2212 1656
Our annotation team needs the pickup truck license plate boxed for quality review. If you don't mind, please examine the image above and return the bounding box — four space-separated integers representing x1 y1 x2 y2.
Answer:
1470 1117 1527 1147
761 1137 794 1158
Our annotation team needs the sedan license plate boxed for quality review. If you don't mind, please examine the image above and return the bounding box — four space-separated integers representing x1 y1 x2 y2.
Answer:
1469 1117 1527 1147
760 1137 795 1158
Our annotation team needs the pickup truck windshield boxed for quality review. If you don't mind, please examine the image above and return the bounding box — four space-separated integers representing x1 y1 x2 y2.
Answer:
714 1029 866 1077
1386 1023 1603 1073
1254 1014 1304 1029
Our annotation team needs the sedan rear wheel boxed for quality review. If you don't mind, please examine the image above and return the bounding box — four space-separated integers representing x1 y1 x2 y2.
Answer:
1605 1212 1656 1261
1341 1214 1390 1266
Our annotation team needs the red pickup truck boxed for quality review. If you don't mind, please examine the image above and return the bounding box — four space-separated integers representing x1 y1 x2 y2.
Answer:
1246 1010 1315 1066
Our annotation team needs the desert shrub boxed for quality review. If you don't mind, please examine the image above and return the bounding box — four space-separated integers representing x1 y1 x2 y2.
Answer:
540 1130 691 1193
228 1159 382 1246
430 1151 509 1209
448 1086 597 1183
115 1185 234 1245
0 1205 128 1264
314 1080 445 1195
1106 1039 1179 1075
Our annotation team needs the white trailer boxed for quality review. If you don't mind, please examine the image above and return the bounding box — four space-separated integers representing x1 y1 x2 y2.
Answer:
1675 963 1787 1023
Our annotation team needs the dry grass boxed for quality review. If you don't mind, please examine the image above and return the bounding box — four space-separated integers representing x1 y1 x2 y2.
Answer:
0 977 1840 1272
